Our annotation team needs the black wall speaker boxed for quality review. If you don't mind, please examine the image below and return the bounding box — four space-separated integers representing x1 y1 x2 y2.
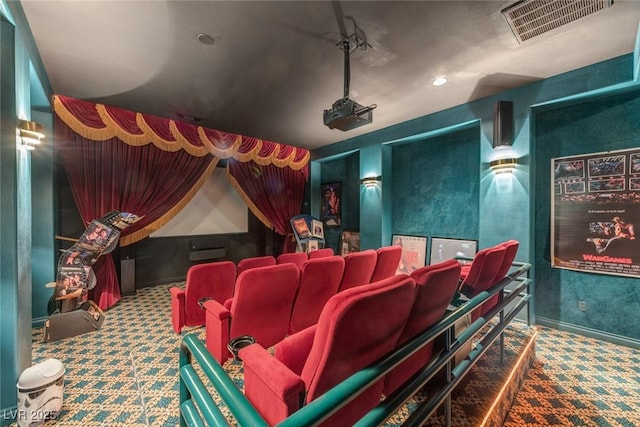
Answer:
493 100 513 148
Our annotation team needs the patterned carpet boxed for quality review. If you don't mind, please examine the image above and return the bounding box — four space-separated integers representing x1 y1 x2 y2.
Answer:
22 283 640 426
504 328 640 427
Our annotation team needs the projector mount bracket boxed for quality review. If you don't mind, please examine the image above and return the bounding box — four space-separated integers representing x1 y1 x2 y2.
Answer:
337 20 371 99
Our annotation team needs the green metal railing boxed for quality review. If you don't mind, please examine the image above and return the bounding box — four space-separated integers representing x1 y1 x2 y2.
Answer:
179 262 532 426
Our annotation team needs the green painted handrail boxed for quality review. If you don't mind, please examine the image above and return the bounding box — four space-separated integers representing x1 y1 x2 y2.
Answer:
179 262 532 427
180 334 268 426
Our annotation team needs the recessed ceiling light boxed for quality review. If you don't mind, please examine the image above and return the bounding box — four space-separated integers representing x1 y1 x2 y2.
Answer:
197 33 215 45
432 77 448 86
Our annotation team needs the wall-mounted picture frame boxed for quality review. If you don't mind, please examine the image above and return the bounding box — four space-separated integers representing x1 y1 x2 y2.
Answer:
552 148 640 278
392 234 427 274
307 239 319 253
311 219 324 239
340 230 360 255
321 182 342 227
429 237 477 265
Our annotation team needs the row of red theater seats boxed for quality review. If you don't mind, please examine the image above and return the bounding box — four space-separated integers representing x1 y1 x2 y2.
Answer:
457 239 519 321
237 258 464 426
233 240 519 426
169 245 403 354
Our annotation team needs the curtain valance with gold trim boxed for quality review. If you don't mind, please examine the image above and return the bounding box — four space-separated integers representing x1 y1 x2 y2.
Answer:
53 94 310 169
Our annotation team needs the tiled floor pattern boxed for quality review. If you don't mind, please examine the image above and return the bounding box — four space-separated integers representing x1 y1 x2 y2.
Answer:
23 283 640 426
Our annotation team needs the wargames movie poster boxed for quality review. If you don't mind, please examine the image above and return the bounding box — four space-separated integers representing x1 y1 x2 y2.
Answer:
551 148 640 278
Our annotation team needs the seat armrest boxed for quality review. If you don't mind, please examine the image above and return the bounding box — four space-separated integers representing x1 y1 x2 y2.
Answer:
203 299 230 320
203 299 231 364
275 325 317 376
241 344 305 425
169 287 186 334
168 287 185 298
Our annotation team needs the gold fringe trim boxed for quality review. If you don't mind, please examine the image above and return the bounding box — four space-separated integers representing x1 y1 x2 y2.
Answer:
253 143 280 166
119 157 219 246
197 127 243 159
290 149 311 170
169 121 214 157
134 113 181 153
230 139 262 163
225 166 274 231
95 104 149 146
272 148 296 169
53 95 114 141
54 95 310 168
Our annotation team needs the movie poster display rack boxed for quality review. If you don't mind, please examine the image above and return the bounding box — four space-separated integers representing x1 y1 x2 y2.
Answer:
290 214 325 254
44 210 141 342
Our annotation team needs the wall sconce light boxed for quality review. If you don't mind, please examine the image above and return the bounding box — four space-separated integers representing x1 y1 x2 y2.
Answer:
360 175 382 187
490 158 518 174
18 119 45 150
493 100 513 149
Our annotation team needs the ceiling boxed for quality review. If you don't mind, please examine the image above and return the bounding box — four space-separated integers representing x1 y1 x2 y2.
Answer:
19 1 640 150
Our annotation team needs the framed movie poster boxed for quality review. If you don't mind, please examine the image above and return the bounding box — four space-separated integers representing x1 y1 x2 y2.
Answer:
429 237 477 266
340 230 360 255
392 234 427 274
551 148 640 278
321 182 342 227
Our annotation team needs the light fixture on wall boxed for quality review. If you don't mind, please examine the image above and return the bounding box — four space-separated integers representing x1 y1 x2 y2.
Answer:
360 175 382 187
18 119 45 150
493 100 513 148
490 158 518 174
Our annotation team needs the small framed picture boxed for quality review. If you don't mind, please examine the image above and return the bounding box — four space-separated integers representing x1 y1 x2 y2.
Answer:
340 230 360 255
429 237 477 265
311 219 324 239
321 182 342 227
292 217 311 239
392 235 427 274
307 239 319 253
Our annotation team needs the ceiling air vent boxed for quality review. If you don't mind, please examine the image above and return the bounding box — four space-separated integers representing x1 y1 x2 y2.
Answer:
502 0 614 43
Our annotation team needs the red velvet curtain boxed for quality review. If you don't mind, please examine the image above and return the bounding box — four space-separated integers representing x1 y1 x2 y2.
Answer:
53 94 309 307
56 119 217 309
227 159 307 252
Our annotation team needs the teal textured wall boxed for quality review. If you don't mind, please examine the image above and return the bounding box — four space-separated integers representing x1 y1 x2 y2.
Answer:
0 14 19 418
533 90 640 339
30 110 55 322
391 125 480 245
0 1 54 421
312 53 639 343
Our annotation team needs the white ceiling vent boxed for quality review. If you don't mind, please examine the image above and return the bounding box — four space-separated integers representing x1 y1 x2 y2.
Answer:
502 0 614 43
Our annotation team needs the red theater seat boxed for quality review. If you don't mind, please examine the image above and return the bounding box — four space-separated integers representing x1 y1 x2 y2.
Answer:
236 255 276 275
240 274 416 426
168 261 236 334
480 240 519 317
337 249 377 292
202 263 300 364
289 255 345 334
370 245 402 282
308 248 334 259
383 259 461 395
459 244 506 321
276 252 308 269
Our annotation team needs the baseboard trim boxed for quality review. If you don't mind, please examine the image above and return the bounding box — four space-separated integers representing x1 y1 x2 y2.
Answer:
536 317 640 349
137 276 186 289
32 316 47 328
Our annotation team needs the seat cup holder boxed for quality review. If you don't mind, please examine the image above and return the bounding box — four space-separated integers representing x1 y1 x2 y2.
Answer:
227 335 257 361
198 297 213 310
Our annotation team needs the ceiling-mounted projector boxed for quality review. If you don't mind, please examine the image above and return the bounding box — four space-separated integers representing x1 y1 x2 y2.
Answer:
324 25 376 131
323 97 376 131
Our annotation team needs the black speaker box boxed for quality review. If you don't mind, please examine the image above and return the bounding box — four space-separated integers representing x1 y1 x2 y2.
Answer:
493 101 513 148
